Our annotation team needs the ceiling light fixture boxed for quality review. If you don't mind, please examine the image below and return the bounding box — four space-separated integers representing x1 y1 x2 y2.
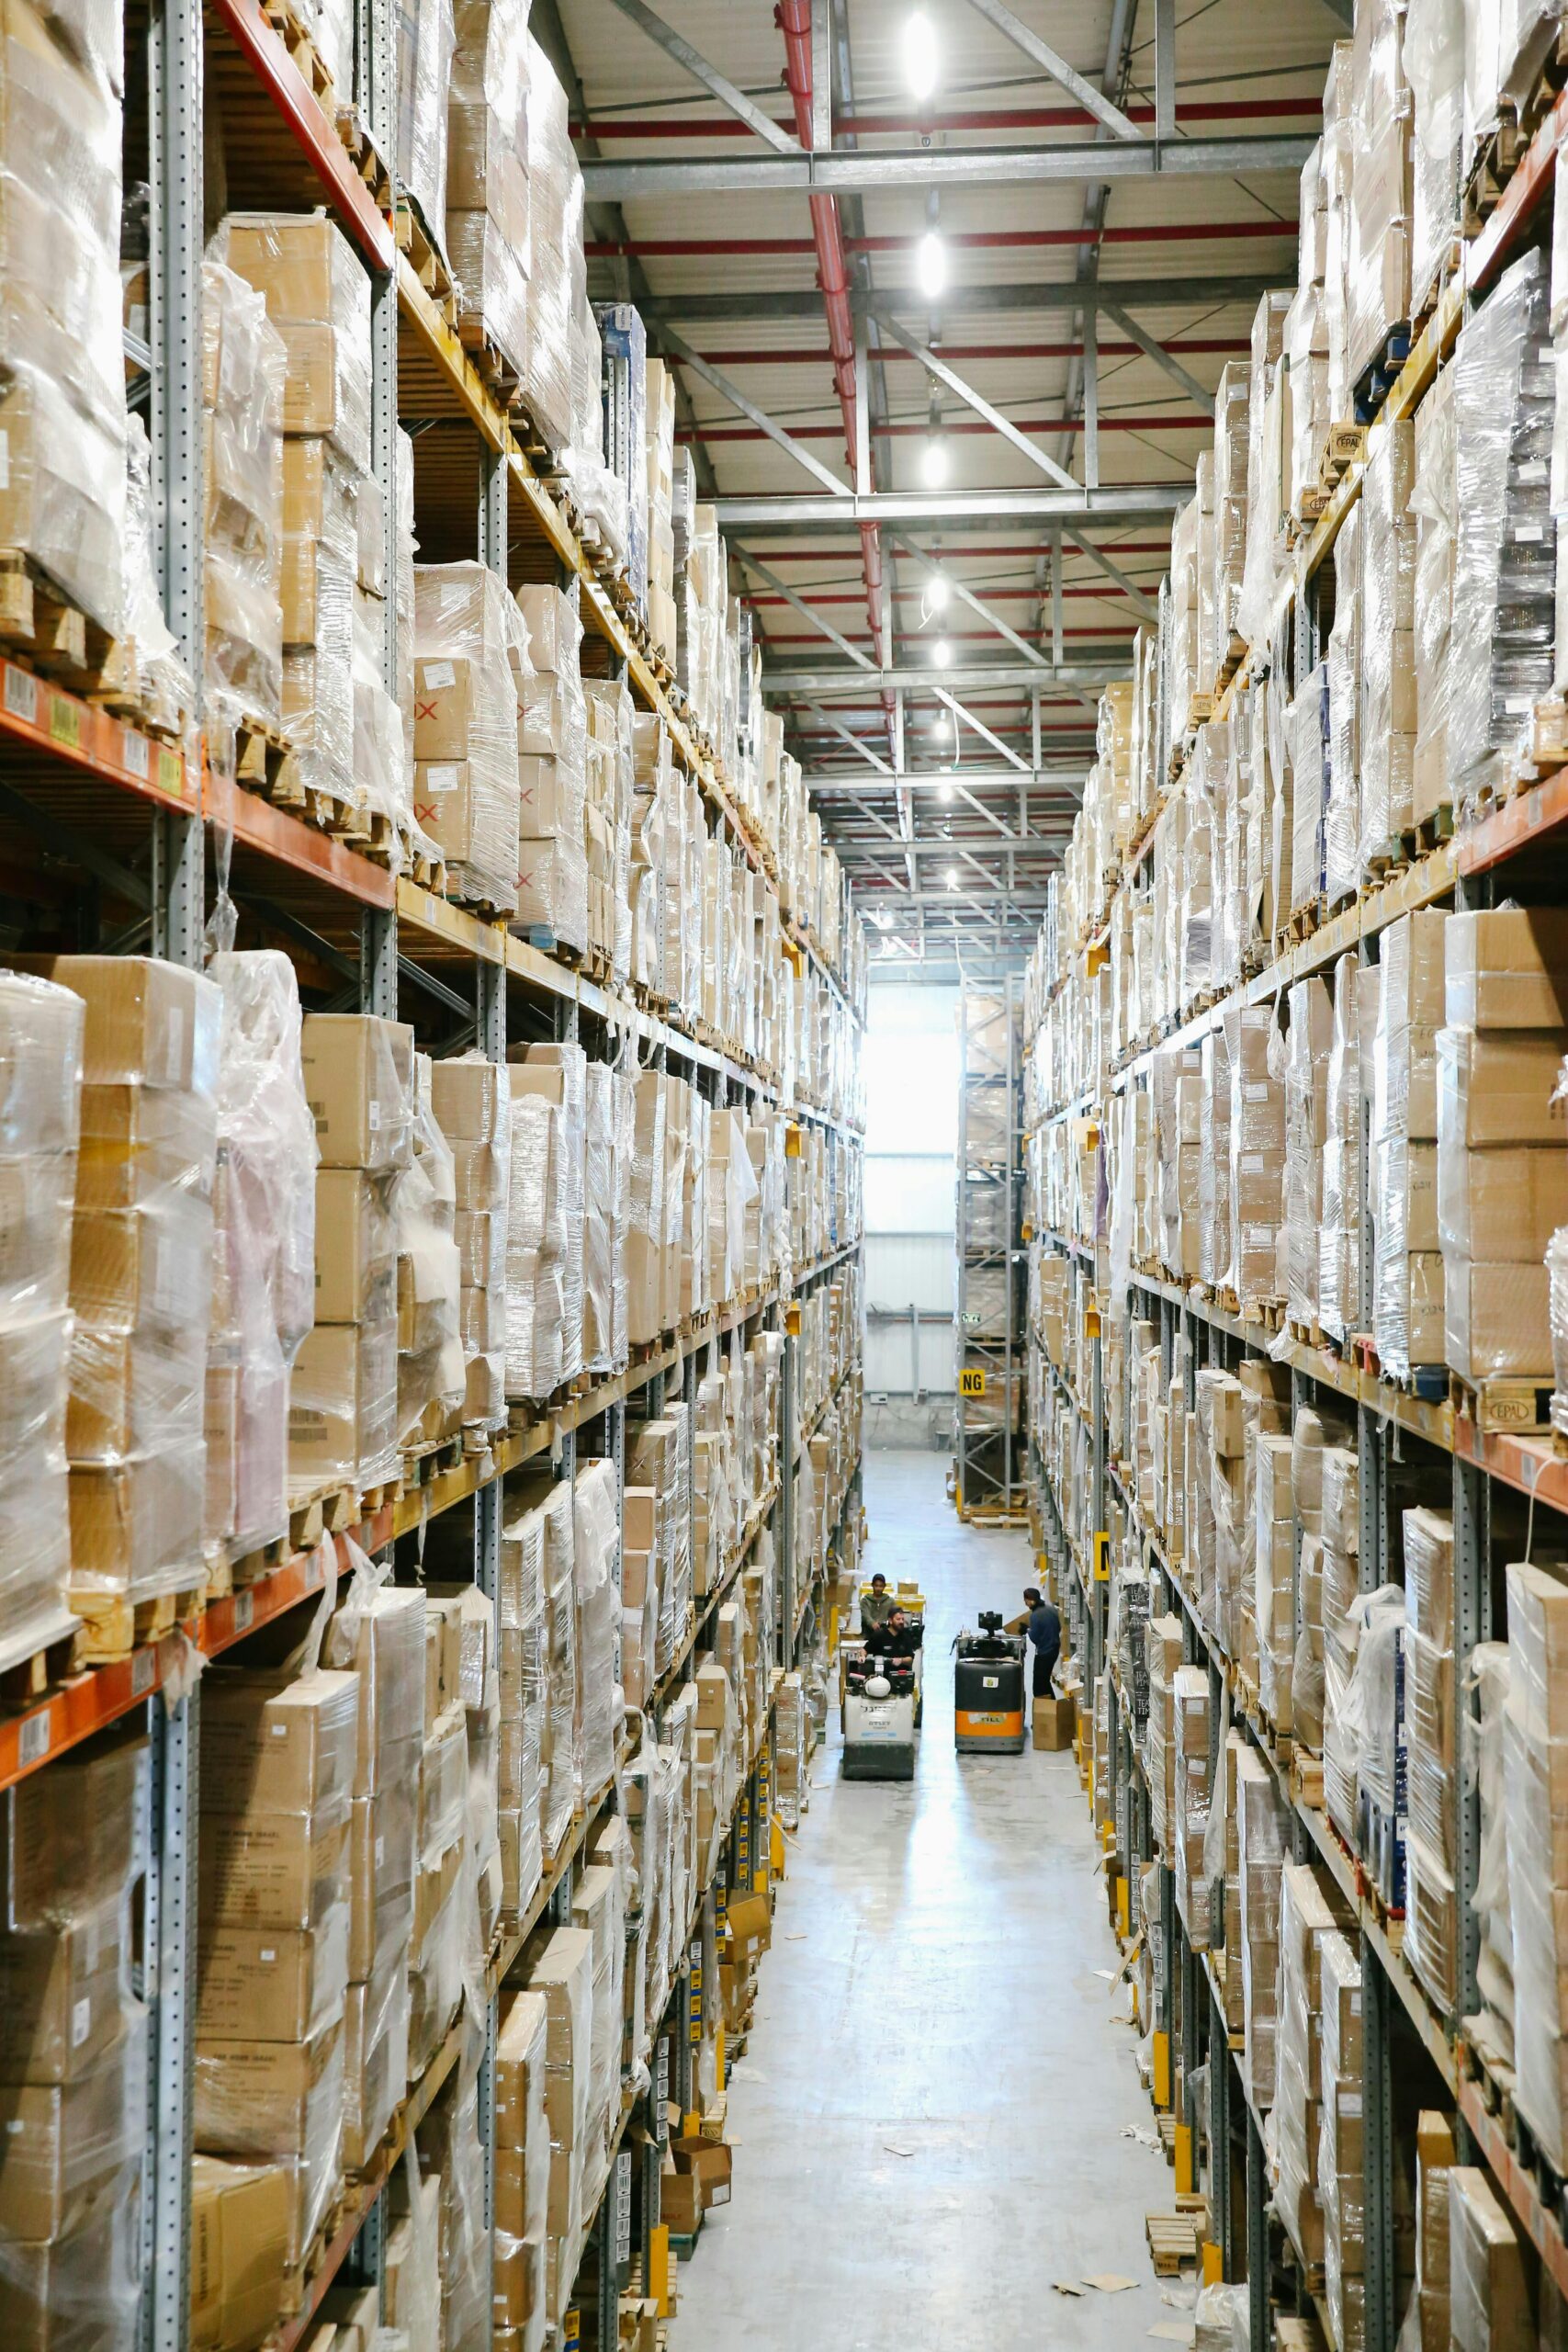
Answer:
926 568 951 614
903 9 939 101
946 866 959 890
920 433 949 490
915 229 946 300
931 638 952 669
938 780 954 803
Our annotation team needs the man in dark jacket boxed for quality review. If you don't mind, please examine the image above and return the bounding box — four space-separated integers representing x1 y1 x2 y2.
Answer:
866 1607 920 1659
1021 1587 1061 1699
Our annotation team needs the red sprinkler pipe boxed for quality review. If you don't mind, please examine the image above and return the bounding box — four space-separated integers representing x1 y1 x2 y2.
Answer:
774 0 891 703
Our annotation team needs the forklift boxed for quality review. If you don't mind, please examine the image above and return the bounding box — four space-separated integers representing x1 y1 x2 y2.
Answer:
953 1612 1027 1754
840 1583 925 1780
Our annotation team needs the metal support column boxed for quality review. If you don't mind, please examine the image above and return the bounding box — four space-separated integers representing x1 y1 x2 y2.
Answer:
144 1689 198 2352
1247 2107 1270 2350
1362 1936 1396 2352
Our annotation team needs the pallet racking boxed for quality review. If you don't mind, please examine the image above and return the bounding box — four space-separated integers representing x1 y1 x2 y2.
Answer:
0 1 866 2345
953 976 1026 1524
1022 79 1568 2352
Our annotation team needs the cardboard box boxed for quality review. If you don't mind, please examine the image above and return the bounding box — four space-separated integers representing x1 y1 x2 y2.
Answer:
16 955 222 1091
288 1317 397 1483
430 1057 503 1141
199 1670 359 1819
299 1015 414 1172
1445 908 1568 1030
1032 1695 1076 1750
1444 1257 1553 1383
196 1921 347 2042
191 2154 296 2352
313 1170 397 1324
0 1905 133 2084
2 1731 145 1931
1437 1027 1568 1149
1438 1142 1568 1263
198 1810 347 1930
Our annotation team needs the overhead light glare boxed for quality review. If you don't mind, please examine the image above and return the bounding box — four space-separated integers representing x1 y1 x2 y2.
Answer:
915 229 946 300
920 434 949 490
904 10 939 101
946 866 959 890
926 568 951 614
938 781 954 803
931 637 952 669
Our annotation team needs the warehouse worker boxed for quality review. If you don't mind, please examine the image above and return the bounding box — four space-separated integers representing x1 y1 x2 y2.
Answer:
866 1607 920 1659
1022 1588 1061 1700
860 1573 896 1636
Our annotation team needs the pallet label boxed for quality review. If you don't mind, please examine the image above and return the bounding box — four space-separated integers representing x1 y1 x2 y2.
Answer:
131 1647 157 1697
4 662 35 721
48 695 78 751
18 1711 48 1769
122 727 149 778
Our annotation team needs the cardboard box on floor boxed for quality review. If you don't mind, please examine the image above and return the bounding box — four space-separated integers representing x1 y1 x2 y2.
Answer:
1032 1694 1076 1752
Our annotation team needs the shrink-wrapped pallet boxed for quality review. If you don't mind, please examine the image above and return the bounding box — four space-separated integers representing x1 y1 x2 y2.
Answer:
522 36 578 455
413 560 526 912
203 260 286 763
397 0 456 259
1347 0 1414 390
205 951 317 1561
446 0 529 377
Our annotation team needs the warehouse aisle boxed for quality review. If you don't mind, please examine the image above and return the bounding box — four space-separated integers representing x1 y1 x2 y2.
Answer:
675 1449 1176 2351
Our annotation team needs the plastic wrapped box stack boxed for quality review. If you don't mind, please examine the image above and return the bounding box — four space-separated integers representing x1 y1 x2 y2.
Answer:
413 560 527 914
410 1595 470 2079
292 1015 412 1498
222 216 371 827
446 0 528 382
394 1058 464 1450
196 1658 359 2288
1502 1557 1568 2175
645 356 678 665
202 260 286 771
1448 2165 1531 2349
596 302 649 616
0 1735 149 2352
430 1053 511 1433
1274 1864 1350 2292
522 36 578 458
396 0 454 262
1235 1742 1288 2110
321 1569 423 2177
0 0 130 649
504 1046 585 1402
0 972 81 1652
204 951 317 1566
1441 909 1568 1387
1402 1505 1458 2015
494 1990 549 2352
516 584 590 954
43 956 221 1633
1318 1928 1366 2352
497 1496 547 1921
1372 910 1447 1381
584 677 634 980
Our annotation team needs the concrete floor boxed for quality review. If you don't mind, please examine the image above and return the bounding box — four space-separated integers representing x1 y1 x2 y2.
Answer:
674 1450 1179 2352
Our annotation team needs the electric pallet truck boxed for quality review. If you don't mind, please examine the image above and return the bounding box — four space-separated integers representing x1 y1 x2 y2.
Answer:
953 1612 1027 1754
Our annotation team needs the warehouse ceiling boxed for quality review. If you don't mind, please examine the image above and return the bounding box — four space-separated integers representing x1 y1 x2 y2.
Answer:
557 0 1339 976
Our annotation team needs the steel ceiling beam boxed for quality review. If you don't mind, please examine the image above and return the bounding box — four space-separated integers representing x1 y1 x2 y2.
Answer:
581 134 1315 200
721 486 1185 531
740 551 874 669
937 687 1031 773
1099 299 1215 417
888 534 1048 669
657 324 850 498
600 0 800 152
877 319 1077 491
956 0 1140 139
631 274 1280 322
802 767 1088 793
855 886 1055 907
834 832 1066 855
799 700 892 772
764 657 1122 692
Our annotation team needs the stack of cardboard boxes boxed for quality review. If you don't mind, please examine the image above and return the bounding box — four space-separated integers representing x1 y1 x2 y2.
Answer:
292 1014 412 1498
432 1054 511 1433
196 1664 359 2290
202 258 287 771
516 585 589 954
413 561 526 914
0 1736 150 2351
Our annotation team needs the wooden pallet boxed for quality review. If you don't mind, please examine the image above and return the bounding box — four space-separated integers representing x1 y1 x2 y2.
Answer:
0 551 127 695
334 100 393 210
71 1584 189 1666
287 1477 360 1555
231 710 305 805
263 0 335 99
1455 1373 1553 1437
395 200 457 330
0 1607 85 1714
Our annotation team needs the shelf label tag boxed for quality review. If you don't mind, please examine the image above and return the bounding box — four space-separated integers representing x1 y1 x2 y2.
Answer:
1093 1532 1111 1582
959 1367 986 1397
18 1711 49 1769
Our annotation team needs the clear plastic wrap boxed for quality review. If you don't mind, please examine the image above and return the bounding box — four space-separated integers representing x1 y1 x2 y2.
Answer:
503 1090 563 1400
422 2066 490 2351
516 1044 584 1386
1325 502 1362 903
1235 1743 1288 2109
430 1054 509 1432
0 973 80 1645
1359 418 1418 865
572 1459 621 1805
1412 357 1457 832
526 1923 594 2328
396 0 456 260
412 560 527 913
1447 2164 1531 2349
220 214 371 475
495 1988 550 2352
498 1499 547 1920
1347 0 1414 390
1282 976 1331 1329
0 0 128 637
522 36 577 454
203 259 286 764
1407 0 1465 319
1502 1558 1568 2168
206 951 317 1561
446 0 530 374
1472 1639 1516 2056
1450 248 1556 806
